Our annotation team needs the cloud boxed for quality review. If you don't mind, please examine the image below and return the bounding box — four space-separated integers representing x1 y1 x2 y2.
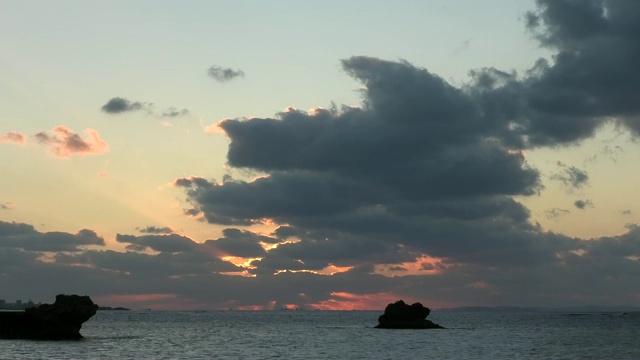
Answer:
546 208 570 219
202 228 280 258
137 226 174 234
100 97 190 118
161 108 189 118
0 131 26 145
0 220 104 251
175 56 551 272
4 0 640 310
33 126 109 158
574 199 594 209
116 233 199 253
586 145 624 164
1 201 14 210
101 97 144 114
167 0 640 308
551 162 589 190
1 217 640 309
207 66 245 82
523 0 640 137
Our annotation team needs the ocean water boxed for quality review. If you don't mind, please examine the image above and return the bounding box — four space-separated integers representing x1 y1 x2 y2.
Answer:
2 310 639 359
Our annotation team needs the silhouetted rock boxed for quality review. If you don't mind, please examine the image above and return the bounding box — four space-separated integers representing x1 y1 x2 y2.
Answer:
375 300 444 329
0 294 98 340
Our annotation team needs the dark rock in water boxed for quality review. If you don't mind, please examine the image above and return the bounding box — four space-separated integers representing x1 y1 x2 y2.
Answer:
375 300 444 329
0 294 98 340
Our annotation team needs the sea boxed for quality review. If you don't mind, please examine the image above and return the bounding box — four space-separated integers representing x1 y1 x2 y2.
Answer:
2 310 639 359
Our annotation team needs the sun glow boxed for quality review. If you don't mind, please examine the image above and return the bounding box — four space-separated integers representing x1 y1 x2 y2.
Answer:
308 292 417 310
274 264 353 276
262 237 300 251
221 256 261 268
374 255 450 277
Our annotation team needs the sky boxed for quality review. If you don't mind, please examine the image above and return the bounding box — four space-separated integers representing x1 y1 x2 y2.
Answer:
1 0 640 310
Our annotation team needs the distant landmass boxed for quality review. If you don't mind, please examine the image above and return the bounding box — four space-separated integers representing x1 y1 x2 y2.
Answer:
439 305 640 313
97 306 130 311
0 300 129 312
0 300 38 310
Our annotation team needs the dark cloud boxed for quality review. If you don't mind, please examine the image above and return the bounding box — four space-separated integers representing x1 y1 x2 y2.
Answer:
524 0 640 137
137 226 174 234
116 233 198 253
551 162 589 190
176 56 550 272
5 0 640 309
207 66 245 82
574 199 594 209
0 221 104 251
1 218 639 309
202 228 274 258
167 0 640 308
55 248 240 278
101 97 144 114
100 97 189 118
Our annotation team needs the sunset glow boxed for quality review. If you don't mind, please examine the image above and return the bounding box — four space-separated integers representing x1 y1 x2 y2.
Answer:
309 292 431 310
2 0 640 312
374 255 451 277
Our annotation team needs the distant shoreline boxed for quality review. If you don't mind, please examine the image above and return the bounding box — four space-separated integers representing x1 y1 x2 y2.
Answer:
437 305 640 313
97 306 130 311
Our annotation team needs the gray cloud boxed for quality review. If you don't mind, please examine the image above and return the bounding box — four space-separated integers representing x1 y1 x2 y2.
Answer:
207 66 245 82
175 56 549 272
161 108 190 118
523 0 640 137
101 97 144 114
116 233 199 253
1 218 639 309
4 0 640 310
101 97 189 118
167 0 640 308
202 228 273 258
546 208 571 219
0 221 104 251
551 162 589 190
574 199 594 209
137 226 174 234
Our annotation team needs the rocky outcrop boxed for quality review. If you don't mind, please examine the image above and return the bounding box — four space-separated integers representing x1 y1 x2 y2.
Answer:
375 300 444 329
0 294 98 340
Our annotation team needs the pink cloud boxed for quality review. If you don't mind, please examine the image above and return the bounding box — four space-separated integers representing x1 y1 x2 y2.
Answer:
1 201 15 210
0 131 26 145
33 126 109 158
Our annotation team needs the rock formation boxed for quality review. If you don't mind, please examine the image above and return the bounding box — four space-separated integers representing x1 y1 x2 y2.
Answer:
375 300 444 329
0 294 98 340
